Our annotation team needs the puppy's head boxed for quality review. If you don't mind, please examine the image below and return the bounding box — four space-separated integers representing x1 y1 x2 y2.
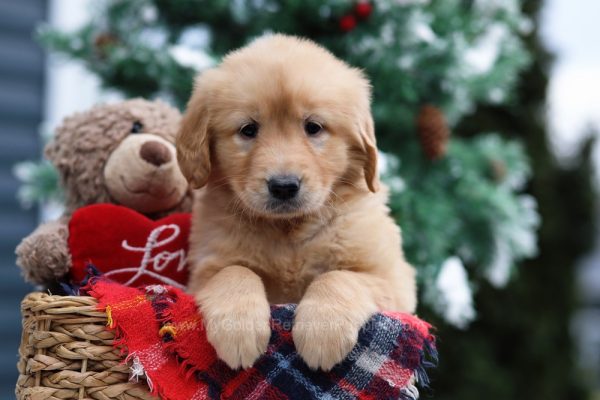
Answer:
177 34 379 218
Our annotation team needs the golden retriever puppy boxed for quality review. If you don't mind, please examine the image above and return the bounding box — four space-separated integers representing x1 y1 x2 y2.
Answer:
177 34 416 371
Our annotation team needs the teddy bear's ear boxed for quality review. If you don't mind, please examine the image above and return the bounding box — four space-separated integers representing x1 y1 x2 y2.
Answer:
44 112 88 175
176 75 214 189
44 135 70 175
44 140 59 164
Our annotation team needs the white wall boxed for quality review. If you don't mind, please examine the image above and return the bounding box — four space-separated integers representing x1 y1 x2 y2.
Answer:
42 0 121 221
44 0 122 134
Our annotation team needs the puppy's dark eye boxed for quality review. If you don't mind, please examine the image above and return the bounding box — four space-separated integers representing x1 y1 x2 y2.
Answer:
130 121 144 134
304 121 322 136
239 122 259 139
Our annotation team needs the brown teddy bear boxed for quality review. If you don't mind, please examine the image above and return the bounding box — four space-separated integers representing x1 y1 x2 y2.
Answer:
16 99 192 286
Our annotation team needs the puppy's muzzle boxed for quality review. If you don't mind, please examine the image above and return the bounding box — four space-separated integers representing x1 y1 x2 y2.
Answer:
268 175 301 201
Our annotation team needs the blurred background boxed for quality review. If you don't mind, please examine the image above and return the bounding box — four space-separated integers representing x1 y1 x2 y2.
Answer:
0 0 598 399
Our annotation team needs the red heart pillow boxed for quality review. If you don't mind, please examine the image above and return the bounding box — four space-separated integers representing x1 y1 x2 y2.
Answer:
69 204 191 289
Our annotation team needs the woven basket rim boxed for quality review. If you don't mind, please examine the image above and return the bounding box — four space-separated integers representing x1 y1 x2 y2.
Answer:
16 291 156 400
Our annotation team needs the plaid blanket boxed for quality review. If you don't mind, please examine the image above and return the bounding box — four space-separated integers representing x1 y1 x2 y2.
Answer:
85 277 436 400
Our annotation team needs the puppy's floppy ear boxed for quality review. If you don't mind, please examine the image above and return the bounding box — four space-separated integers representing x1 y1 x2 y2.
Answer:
176 78 212 189
358 108 380 193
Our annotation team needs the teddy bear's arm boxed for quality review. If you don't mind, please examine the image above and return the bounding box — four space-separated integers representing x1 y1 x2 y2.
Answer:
15 216 72 286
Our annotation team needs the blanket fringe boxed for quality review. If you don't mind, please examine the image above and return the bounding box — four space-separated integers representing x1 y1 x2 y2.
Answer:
126 353 155 392
400 383 420 400
164 340 202 381
415 335 438 389
105 305 114 328
154 292 205 380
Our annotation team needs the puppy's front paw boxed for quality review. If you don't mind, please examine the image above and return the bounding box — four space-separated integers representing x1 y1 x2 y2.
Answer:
292 301 364 371
204 303 271 369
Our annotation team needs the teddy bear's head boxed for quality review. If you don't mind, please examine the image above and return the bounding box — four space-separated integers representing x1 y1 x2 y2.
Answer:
46 99 190 215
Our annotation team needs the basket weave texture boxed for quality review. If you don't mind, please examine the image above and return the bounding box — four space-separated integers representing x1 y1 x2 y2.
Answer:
16 292 156 400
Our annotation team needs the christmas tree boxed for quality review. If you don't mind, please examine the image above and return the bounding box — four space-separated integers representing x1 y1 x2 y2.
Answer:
421 0 597 398
27 0 540 326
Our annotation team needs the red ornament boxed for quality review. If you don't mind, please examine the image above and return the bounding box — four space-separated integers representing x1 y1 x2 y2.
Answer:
355 1 373 19
69 204 191 289
339 14 357 32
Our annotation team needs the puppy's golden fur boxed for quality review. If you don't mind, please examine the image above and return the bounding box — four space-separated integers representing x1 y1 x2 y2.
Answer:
177 34 416 371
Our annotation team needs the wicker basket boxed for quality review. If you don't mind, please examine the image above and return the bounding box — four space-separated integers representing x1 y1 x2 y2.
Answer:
16 292 156 400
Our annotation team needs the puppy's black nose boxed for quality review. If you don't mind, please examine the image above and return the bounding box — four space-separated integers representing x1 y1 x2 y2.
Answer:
268 175 301 200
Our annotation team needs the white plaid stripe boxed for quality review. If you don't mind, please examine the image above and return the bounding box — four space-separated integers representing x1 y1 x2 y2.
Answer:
138 342 169 372
356 350 387 374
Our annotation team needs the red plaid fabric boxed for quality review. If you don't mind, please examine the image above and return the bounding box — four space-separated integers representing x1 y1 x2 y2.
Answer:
85 278 436 400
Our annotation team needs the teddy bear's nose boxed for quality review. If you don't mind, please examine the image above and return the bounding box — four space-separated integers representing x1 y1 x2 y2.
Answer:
140 140 172 167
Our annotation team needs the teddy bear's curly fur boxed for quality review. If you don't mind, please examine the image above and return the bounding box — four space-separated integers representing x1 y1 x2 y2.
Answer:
16 99 192 285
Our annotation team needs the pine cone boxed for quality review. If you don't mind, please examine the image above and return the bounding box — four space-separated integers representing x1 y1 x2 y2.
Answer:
416 105 450 160
489 158 507 183
93 32 118 57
